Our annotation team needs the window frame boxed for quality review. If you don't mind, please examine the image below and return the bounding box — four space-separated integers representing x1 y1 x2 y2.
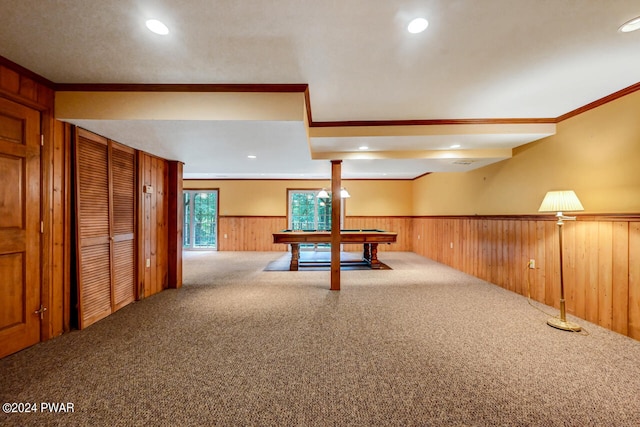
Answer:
183 189 219 251
286 188 345 251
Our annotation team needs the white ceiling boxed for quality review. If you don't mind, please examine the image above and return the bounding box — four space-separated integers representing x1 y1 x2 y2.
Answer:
1 1 639 179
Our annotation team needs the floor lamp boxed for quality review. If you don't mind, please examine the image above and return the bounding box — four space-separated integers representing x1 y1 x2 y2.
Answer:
538 190 584 332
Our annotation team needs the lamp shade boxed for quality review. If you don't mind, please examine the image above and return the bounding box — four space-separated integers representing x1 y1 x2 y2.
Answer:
340 188 351 198
538 190 584 213
317 189 329 198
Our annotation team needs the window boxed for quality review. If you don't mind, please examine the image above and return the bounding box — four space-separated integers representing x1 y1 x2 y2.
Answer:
183 190 218 250
288 189 343 250
289 190 332 230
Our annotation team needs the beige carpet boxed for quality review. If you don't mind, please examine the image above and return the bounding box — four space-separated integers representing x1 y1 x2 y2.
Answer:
264 251 391 271
1 251 639 426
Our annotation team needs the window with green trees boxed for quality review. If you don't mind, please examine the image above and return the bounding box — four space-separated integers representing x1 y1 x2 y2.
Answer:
288 190 333 231
288 189 344 250
183 190 218 249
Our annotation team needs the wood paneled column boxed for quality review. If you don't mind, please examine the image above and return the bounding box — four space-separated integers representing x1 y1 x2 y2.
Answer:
331 160 342 291
168 161 184 289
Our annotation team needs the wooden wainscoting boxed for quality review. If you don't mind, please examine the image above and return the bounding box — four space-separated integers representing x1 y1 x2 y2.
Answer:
342 216 412 252
216 216 412 252
412 216 640 340
219 216 288 251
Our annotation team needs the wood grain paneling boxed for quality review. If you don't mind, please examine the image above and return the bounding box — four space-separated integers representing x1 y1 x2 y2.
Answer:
0 253 24 330
168 161 183 289
0 155 22 228
629 222 640 340
50 120 71 338
413 216 640 341
342 216 412 252
0 63 54 110
219 216 288 251
138 152 170 297
612 222 629 335
216 215 411 253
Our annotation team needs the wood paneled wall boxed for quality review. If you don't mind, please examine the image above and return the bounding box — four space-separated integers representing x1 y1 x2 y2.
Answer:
216 215 412 252
138 152 169 298
343 216 412 252
0 62 53 110
412 216 640 340
50 121 72 337
168 161 183 289
219 216 288 251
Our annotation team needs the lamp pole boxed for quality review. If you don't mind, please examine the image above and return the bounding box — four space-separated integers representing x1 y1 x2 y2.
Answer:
538 191 583 332
547 213 581 332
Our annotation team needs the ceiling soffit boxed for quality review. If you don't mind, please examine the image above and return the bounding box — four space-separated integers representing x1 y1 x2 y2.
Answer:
55 86 557 169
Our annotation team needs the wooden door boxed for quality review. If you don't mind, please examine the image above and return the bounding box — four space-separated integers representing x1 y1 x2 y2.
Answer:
0 97 41 358
110 142 135 310
75 130 112 328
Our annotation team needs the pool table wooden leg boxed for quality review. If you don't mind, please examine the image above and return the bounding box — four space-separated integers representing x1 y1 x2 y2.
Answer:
290 243 300 271
363 243 371 262
369 243 381 269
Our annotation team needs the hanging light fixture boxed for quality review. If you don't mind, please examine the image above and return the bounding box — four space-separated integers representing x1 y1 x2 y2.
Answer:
317 189 329 198
318 188 350 198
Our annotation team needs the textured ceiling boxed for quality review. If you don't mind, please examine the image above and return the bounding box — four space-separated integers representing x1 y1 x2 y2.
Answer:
1 0 639 178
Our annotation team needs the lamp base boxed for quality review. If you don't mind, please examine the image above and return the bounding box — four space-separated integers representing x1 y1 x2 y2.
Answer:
547 317 581 332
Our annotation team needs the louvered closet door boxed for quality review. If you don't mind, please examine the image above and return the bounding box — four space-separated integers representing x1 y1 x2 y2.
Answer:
111 142 135 310
75 129 112 328
75 129 137 328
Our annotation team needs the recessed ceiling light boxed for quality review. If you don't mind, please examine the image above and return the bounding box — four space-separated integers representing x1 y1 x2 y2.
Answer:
619 16 640 33
247 155 257 159
450 144 461 149
408 18 429 34
359 146 369 150
146 19 169 35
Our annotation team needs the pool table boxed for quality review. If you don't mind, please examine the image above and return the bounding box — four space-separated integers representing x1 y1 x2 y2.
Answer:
272 229 397 271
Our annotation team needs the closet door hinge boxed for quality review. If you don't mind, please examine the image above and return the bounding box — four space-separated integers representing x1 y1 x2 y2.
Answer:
40 221 44 234
40 134 44 146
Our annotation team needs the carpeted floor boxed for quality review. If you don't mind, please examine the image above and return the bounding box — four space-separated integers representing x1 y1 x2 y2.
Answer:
1 251 639 426
264 251 391 271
